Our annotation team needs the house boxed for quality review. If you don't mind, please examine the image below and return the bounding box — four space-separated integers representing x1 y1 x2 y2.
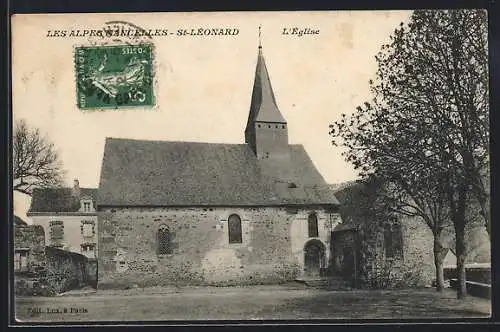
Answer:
27 180 98 259
96 44 344 288
331 180 436 288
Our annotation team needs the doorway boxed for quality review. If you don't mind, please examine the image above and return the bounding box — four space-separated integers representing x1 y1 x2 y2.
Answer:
304 239 326 278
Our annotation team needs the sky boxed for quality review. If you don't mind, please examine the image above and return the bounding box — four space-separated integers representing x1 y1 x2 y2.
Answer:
12 11 412 222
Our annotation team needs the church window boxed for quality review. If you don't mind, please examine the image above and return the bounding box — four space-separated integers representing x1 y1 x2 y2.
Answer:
228 214 242 244
157 225 173 255
384 219 403 259
308 213 319 238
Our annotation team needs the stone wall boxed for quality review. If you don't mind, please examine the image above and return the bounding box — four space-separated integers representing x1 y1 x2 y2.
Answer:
98 206 340 288
14 225 47 295
44 247 90 294
358 215 435 288
14 224 93 296
334 181 435 289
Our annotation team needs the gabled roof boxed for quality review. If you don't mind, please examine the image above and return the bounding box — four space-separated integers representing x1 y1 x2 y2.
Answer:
258 145 327 186
245 47 287 129
98 137 340 207
28 187 97 213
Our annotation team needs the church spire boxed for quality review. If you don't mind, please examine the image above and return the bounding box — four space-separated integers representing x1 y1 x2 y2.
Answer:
245 27 288 157
245 29 286 131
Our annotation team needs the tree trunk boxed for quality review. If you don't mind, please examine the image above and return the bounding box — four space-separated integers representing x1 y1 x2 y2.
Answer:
449 181 468 299
454 218 468 299
433 236 447 292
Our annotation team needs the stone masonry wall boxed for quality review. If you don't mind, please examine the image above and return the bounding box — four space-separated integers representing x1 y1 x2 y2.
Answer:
98 206 340 288
14 224 93 296
361 215 435 288
45 247 90 294
14 225 47 295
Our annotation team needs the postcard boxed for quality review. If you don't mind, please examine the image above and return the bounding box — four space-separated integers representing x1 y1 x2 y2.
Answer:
11 10 491 323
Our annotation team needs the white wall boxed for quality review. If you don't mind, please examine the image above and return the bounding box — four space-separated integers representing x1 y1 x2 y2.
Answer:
30 214 98 258
290 210 341 276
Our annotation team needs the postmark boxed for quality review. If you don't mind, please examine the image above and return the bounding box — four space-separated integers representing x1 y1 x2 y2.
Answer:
75 43 155 109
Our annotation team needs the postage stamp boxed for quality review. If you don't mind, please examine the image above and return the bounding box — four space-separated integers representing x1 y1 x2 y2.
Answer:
74 44 155 109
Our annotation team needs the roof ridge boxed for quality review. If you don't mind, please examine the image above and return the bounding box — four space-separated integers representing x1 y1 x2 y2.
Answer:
106 137 248 146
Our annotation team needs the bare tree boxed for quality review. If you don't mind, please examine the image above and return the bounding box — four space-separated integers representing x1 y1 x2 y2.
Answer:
13 119 65 195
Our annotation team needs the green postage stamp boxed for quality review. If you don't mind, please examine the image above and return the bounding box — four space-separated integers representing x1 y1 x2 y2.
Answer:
75 44 154 109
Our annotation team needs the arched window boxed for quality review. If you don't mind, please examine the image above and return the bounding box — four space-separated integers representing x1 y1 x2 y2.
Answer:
384 218 403 259
228 214 242 244
157 225 172 255
308 213 318 238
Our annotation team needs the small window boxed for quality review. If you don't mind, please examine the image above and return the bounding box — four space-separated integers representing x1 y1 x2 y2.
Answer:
157 225 173 255
14 250 29 272
288 182 297 188
384 219 403 259
308 213 319 238
81 243 96 253
228 214 242 244
49 220 64 248
268 125 271 128
81 221 95 237
257 124 261 128
282 125 285 129
82 201 92 212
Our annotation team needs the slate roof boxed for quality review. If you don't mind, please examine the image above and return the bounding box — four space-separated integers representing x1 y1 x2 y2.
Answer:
28 187 97 213
245 47 287 129
98 137 340 207
333 223 358 233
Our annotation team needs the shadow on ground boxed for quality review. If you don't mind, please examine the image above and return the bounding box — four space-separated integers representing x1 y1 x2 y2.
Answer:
257 289 491 319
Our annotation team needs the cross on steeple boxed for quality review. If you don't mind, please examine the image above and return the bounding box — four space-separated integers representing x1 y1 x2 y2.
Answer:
258 25 262 48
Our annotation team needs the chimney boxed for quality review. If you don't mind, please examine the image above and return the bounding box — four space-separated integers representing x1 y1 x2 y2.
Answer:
72 178 80 197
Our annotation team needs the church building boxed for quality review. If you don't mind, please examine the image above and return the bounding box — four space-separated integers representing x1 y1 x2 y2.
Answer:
96 44 343 288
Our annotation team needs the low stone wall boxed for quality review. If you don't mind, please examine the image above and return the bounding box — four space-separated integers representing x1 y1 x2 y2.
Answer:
14 224 94 296
444 266 491 284
44 247 90 294
450 279 491 299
